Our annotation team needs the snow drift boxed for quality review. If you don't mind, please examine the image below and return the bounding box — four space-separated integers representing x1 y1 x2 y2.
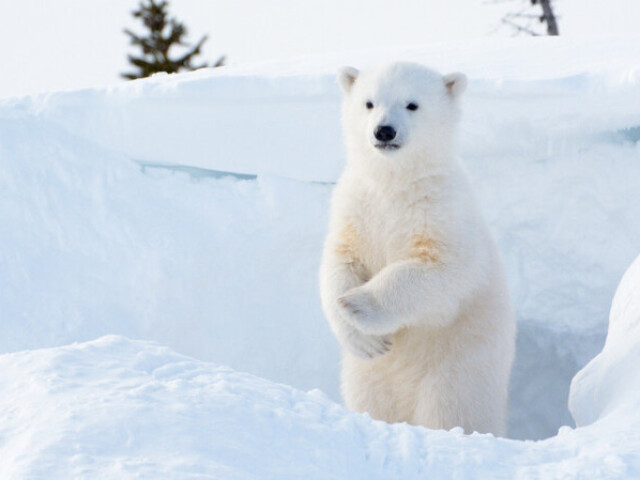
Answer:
570 253 640 430
1 253 640 478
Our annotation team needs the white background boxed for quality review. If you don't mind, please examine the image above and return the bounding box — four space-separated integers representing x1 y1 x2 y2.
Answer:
1 0 640 98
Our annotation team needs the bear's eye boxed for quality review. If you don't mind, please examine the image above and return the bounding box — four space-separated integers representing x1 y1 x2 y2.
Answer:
406 102 419 111
365 101 374 110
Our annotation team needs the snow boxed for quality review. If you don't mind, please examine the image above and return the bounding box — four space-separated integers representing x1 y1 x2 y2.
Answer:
7 37 640 182
1 36 640 476
2 302 640 478
570 254 640 429
3 0 640 99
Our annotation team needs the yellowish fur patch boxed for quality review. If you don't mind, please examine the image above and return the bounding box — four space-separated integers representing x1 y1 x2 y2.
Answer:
335 223 360 260
410 235 440 263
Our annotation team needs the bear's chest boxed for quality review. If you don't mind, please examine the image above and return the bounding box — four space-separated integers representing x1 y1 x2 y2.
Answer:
352 190 445 274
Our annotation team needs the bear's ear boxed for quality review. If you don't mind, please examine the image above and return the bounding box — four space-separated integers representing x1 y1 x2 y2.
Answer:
443 72 468 99
337 67 359 94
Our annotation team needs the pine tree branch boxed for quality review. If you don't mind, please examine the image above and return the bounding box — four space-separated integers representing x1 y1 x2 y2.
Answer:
121 72 141 80
174 35 207 67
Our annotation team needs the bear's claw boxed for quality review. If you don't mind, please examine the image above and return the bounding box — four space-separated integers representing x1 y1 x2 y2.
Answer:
343 324 392 359
337 288 396 336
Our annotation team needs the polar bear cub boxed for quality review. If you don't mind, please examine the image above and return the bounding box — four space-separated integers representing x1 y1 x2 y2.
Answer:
319 62 515 436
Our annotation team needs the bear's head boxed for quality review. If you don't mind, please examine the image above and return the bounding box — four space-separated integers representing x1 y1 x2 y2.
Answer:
338 62 467 171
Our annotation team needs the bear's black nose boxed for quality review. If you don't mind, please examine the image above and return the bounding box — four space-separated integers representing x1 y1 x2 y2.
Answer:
374 125 396 142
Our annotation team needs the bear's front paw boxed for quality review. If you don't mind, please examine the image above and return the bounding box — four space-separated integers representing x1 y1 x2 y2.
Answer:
338 288 398 336
343 324 392 359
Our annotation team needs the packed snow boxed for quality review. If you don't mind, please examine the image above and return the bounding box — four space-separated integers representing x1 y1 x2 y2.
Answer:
1 36 639 477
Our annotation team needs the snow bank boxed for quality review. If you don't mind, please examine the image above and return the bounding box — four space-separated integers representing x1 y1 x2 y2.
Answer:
570 254 640 429
2 303 640 480
5 37 640 183
1 37 639 441
0 108 336 400
0 336 350 479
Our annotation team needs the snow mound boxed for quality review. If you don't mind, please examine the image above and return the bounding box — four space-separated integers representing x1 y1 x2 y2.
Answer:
570 253 640 429
1 336 352 479
2 309 640 480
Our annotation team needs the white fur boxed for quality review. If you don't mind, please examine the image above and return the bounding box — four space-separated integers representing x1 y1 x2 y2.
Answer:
320 62 515 436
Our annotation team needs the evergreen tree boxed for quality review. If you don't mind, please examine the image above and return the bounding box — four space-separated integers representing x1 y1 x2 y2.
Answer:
122 0 224 80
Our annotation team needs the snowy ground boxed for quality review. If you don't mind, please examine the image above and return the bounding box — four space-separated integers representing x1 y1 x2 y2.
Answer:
1 256 640 478
1 37 639 477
